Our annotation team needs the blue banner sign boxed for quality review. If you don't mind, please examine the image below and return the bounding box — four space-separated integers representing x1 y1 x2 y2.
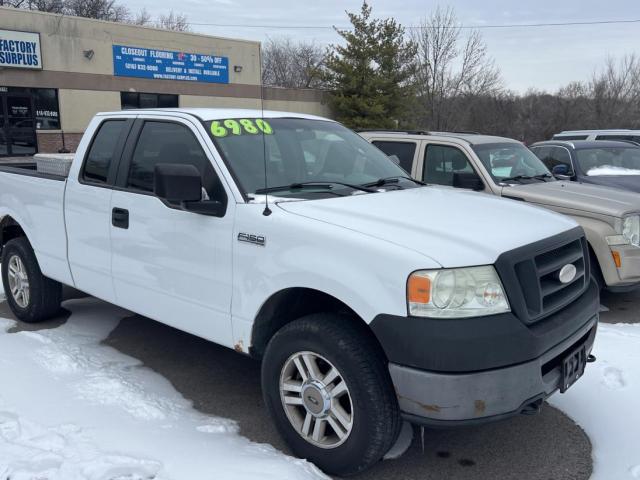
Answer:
112 45 229 84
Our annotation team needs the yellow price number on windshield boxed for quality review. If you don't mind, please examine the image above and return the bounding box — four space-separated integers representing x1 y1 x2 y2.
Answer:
210 118 273 137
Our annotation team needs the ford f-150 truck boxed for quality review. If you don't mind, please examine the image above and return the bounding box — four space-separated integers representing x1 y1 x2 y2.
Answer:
361 130 640 292
0 109 598 476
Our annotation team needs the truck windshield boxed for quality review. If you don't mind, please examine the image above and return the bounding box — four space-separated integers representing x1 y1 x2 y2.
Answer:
576 147 640 176
205 118 408 198
472 143 553 183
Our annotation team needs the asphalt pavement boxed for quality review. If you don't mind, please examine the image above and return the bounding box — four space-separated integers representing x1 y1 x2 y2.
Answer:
3 287 638 479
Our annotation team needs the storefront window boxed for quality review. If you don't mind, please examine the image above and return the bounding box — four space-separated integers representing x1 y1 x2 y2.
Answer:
33 89 61 130
120 92 179 110
2 87 61 130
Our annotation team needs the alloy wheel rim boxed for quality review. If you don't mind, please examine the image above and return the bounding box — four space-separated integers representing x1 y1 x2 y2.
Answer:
279 351 354 449
7 255 30 308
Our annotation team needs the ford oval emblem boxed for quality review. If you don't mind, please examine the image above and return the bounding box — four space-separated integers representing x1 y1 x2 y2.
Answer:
558 264 577 284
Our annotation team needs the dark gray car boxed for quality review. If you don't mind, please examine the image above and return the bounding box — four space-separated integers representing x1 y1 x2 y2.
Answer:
530 140 640 193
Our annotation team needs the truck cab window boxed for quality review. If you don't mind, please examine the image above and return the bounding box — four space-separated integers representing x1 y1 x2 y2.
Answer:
371 141 416 173
127 121 225 202
82 120 126 184
423 144 474 186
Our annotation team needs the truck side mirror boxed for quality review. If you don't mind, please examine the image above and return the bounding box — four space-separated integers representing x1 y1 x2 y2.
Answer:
453 172 484 191
154 163 226 217
551 164 573 180
552 164 567 175
154 163 203 202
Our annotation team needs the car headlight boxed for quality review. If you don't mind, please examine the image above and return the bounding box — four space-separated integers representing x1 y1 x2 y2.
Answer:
407 266 510 318
622 215 640 247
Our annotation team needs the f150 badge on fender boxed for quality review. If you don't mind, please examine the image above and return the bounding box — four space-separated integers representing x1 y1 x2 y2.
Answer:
238 233 266 246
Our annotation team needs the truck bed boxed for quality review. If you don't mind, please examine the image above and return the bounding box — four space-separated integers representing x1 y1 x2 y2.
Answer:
0 165 73 286
0 160 68 181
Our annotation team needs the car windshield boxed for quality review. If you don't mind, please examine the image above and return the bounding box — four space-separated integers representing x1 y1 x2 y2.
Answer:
472 143 553 183
576 147 640 176
205 117 409 198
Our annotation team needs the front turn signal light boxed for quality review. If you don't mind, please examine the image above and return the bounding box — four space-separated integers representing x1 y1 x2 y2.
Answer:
408 273 431 304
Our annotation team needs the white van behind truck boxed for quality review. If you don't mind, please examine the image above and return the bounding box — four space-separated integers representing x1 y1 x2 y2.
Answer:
0 109 599 476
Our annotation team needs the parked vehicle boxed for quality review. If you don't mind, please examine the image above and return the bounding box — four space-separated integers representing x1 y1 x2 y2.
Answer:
530 140 640 193
0 110 599 476
360 130 640 292
552 129 640 144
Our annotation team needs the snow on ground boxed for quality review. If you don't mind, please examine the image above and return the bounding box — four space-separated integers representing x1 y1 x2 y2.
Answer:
586 166 640 176
0 297 327 480
550 322 640 480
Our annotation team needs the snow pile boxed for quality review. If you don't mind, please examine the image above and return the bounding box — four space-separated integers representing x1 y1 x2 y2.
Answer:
586 165 640 176
0 299 327 480
550 323 640 480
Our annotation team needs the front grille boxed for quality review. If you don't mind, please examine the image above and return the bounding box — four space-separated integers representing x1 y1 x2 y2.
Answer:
496 227 590 324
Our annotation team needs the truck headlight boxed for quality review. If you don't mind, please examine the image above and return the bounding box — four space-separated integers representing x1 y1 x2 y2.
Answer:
407 266 510 318
622 215 640 247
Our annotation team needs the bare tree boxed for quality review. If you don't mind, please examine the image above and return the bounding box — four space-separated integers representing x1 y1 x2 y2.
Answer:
65 0 130 22
411 6 502 130
590 54 640 128
25 0 63 12
262 37 326 89
132 7 152 26
4 0 192 31
155 10 191 32
0 0 28 6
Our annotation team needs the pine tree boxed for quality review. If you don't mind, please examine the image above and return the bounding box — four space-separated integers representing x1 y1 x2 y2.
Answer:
324 2 417 129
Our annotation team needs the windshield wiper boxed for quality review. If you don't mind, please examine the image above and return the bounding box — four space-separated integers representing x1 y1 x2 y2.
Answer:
362 176 426 188
254 181 376 195
500 175 532 184
533 173 554 181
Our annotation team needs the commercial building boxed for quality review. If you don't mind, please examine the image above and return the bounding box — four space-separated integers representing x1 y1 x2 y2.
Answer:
0 7 329 156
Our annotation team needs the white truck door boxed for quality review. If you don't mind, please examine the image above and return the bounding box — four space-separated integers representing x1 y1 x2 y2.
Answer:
109 117 234 347
65 118 133 302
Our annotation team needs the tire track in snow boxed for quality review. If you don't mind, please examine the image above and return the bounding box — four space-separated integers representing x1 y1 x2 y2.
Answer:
0 298 327 480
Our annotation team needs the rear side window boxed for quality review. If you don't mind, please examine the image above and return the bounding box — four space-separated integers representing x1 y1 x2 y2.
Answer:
82 120 127 184
371 141 416 173
423 144 474 186
127 121 224 201
552 135 588 140
595 135 640 144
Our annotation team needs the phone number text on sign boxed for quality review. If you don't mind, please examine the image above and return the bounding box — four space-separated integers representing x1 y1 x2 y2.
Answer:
112 45 229 84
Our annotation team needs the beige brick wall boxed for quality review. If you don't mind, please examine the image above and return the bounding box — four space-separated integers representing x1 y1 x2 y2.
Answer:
180 95 261 109
263 99 332 118
58 90 121 132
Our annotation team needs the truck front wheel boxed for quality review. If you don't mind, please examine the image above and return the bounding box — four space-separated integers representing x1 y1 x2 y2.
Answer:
261 313 401 476
1 237 62 323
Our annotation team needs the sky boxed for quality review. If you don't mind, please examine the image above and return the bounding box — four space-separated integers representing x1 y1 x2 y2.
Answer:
125 0 640 93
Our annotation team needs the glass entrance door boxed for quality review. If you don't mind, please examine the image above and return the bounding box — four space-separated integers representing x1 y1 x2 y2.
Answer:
1 93 37 156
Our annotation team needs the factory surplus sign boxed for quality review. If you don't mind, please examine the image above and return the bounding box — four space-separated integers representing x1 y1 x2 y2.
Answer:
0 29 42 69
112 45 229 84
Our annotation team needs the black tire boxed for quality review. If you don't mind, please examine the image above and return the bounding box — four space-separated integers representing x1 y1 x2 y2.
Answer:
1 237 62 323
261 313 401 476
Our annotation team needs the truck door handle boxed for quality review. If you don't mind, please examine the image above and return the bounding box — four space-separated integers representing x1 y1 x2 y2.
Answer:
112 208 129 229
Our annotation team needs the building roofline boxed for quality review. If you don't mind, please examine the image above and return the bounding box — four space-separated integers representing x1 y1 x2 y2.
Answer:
0 6 261 47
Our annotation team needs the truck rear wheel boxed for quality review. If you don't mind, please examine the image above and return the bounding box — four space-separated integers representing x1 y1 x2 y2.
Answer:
1 237 61 323
261 313 401 476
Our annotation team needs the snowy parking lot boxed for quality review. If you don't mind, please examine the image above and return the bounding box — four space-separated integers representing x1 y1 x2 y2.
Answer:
0 282 639 479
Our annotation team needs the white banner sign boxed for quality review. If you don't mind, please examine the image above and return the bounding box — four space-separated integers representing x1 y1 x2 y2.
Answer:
0 29 42 70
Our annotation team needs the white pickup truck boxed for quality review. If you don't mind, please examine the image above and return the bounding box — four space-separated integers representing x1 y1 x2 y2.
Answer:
0 109 599 476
